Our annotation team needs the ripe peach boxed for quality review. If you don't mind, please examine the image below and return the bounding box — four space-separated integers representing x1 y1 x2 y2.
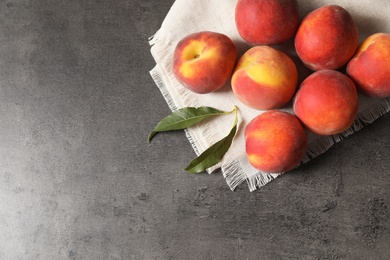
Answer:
294 5 358 71
245 110 308 173
346 33 390 98
231 45 298 110
293 70 359 136
172 31 238 94
235 0 300 45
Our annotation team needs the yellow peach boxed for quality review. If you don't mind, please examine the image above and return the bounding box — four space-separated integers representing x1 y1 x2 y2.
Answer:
294 5 358 71
235 0 300 45
346 33 390 98
172 31 238 94
231 46 298 110
245 110 308 173
293 70 359 136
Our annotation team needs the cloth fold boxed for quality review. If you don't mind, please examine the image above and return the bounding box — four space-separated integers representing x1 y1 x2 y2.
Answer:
149 0 390 191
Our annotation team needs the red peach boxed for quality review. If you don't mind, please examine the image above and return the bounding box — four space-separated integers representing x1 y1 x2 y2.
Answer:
172 31 238 94
347 33 390 98
245 110 308 173
231 45 298 110
293 70 359 136
294 5 358 71
235 0 300 45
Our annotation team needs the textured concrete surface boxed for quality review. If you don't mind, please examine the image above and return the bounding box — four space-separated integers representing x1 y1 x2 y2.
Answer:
0 1 389 259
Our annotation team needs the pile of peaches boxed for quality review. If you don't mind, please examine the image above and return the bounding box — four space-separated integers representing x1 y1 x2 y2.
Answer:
171 0 390 174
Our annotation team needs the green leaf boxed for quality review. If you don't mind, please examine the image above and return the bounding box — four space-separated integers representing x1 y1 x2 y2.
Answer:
148 106 235 142
184 107 238 174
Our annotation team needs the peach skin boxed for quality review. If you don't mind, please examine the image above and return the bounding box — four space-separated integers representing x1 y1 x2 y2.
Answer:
172 31 238 94
235 0 300 45
295 5 358 71
231 46 298 110
293 70 359 136
347 33 390 98
245 110 308 173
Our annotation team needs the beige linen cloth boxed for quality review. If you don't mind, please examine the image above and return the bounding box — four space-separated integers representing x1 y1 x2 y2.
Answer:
149 0 390 191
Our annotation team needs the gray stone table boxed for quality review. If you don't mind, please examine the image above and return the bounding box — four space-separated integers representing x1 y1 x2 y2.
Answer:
0 1 389 259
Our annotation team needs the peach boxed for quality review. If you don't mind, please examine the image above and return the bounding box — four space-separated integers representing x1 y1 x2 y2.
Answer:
231 45 298 110
293 70 359 136
235 0 300 45
172 31 238 94
245 110 308 173
294 5 358 71
346 33 390 98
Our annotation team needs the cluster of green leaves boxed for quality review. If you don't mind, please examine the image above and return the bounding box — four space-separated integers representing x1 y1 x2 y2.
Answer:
148 106 238 174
